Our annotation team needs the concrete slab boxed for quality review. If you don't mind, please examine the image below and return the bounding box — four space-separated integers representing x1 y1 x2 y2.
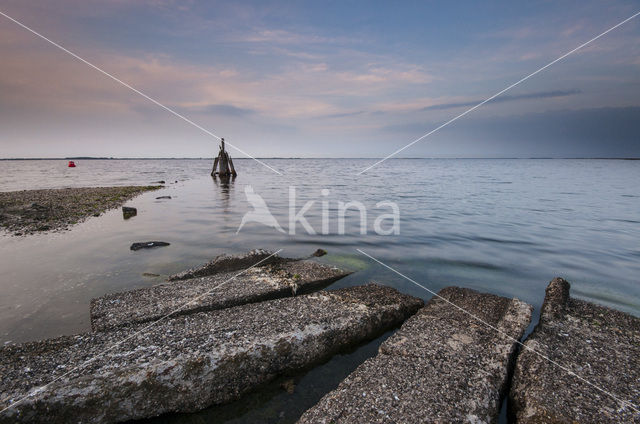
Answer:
0 284 422 424
90 250 351 331
298 286 532 423
167 249 277 281
510 278 640 423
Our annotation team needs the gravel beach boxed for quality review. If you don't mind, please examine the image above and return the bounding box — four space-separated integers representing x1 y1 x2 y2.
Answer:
0 186 161 235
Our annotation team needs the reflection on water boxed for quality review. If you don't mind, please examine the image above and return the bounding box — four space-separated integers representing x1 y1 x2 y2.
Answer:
212 174 236 211
0 158 639 422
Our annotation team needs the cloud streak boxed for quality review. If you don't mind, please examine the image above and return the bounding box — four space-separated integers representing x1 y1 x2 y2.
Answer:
185 104 257 116
421 89 582 111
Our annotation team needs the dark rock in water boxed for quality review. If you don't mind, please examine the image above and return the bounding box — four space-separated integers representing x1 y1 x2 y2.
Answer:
510 278 640 423
298 286 533 423
122 206 137 219
0 284 422 424
130 241 170 251
91 250 352 331
312 248 327 257
155 196 172 199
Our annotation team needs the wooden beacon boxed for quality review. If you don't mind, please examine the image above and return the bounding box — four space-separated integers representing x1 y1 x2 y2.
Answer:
211 138 237 177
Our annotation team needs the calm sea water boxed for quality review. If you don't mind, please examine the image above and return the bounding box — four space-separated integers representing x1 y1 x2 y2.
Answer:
1 158 639 422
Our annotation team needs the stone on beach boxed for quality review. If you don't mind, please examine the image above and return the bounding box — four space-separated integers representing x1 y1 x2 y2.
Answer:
0 284 423 424
90 250 351 331
298 286 533 423
510 278 640 423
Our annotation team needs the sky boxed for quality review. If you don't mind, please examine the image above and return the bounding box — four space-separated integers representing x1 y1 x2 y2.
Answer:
0 0 639 158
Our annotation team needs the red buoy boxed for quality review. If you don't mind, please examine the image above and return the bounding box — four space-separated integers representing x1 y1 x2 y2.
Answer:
68 161 76 168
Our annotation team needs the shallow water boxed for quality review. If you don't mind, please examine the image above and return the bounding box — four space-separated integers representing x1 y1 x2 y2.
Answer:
1 158 639 422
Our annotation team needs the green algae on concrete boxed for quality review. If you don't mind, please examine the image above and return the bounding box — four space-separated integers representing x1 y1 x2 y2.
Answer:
321 254 370 272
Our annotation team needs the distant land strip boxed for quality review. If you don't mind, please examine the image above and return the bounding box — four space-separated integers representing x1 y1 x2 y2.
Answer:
0 157 639 161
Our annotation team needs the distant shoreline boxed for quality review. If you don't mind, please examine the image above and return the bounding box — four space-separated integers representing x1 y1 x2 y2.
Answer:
1 157 639 161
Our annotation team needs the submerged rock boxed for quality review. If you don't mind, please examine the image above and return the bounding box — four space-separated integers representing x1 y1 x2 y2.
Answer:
90 250 351 331
281 378 296 394
510 278 640 423
0 284 423 424
298 286 533 423
130 241 170 251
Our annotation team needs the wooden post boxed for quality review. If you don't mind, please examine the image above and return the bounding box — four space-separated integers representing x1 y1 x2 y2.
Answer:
211 138 238 177
228 155 237 176
219 151 229 176
211 156 219 177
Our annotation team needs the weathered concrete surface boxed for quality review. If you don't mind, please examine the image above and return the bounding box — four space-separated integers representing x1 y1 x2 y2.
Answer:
0 284 423 424
510 278 640 423
298 287 533 423
167 249 277 281
90 250 351 331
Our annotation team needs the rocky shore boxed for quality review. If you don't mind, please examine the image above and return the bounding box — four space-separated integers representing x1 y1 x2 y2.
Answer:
0 186 161 235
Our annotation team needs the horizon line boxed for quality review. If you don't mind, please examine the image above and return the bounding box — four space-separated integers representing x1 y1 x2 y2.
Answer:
1 157 639 161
